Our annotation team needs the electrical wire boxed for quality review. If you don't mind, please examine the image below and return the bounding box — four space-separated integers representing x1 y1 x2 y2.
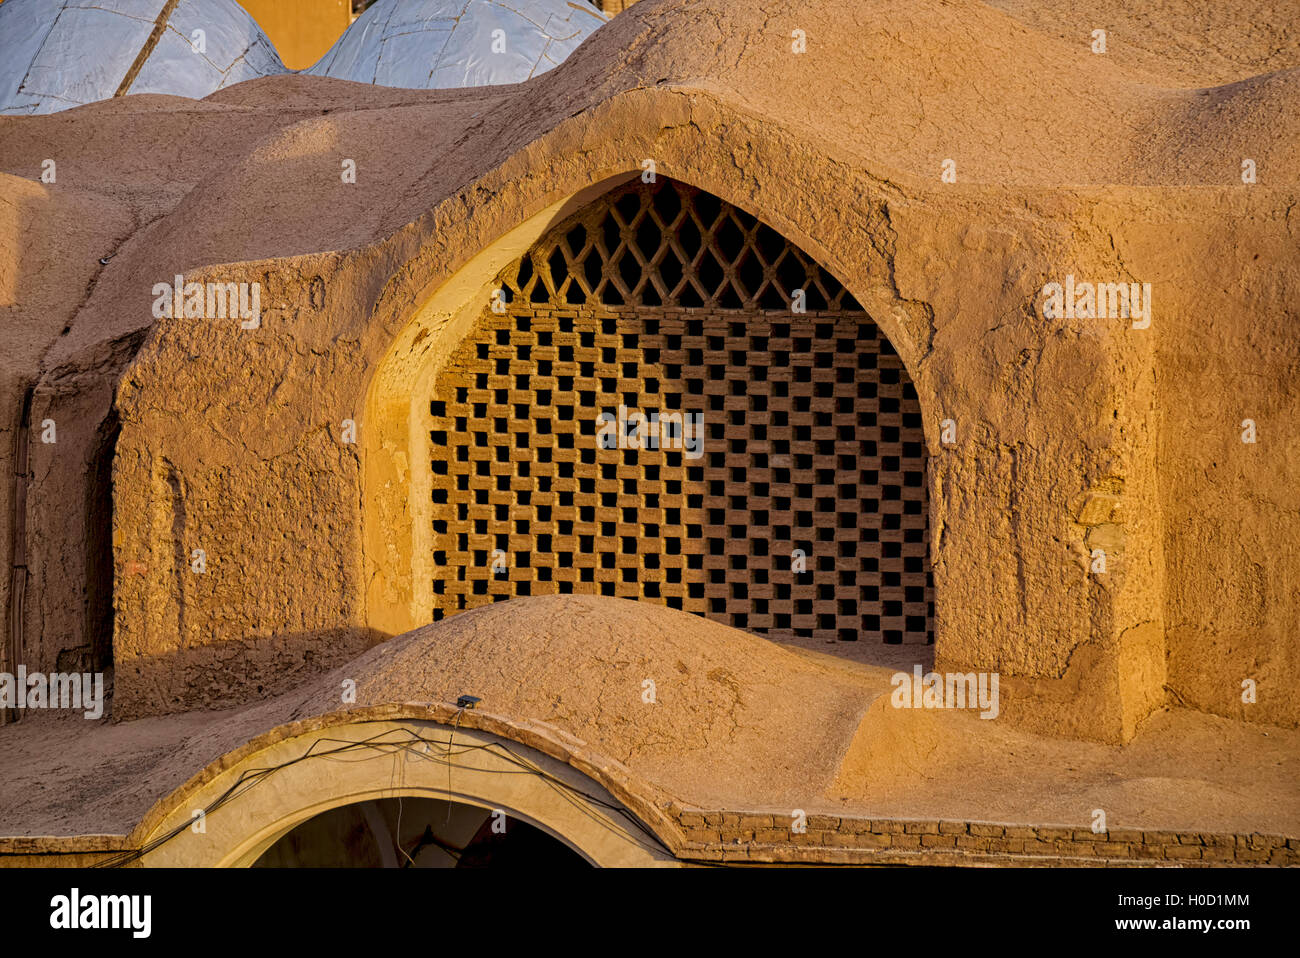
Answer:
93 723 682 868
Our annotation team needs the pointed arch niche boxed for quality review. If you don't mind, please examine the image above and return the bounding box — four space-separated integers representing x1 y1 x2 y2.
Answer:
364 176 932 653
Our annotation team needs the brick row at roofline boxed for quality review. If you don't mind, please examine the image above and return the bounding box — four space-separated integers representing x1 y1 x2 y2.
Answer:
665 804 1300 866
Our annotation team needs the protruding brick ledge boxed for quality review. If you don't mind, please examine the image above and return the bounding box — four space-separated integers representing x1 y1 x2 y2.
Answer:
0 835 129 868
4 816 1295 868
665 804 1300 866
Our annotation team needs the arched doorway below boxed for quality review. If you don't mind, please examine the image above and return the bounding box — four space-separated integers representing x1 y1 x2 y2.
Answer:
134 718 676 867
254 797 589 868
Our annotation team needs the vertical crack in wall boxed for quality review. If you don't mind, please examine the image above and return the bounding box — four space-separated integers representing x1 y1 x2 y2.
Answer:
166 465 187 657
2 387 33 725
145 458 188 681
84 408 119 675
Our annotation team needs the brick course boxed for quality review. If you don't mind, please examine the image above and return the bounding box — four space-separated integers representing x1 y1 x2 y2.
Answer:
664 803 1300 866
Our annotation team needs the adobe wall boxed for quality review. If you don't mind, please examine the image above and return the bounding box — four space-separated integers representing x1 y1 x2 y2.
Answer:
0 175 138 693
65 91 1293 743
1139 194 1299 730
106 198 1145 740
110 252 383 715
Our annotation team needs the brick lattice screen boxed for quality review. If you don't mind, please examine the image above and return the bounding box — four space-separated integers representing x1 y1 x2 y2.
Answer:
429 179 932 644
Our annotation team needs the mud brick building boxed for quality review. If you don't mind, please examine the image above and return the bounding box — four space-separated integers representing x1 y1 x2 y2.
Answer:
0 0 1296 867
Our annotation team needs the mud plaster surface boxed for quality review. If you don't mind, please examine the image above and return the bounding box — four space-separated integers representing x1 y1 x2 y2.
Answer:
0 0 1297 834
0 597 1295 838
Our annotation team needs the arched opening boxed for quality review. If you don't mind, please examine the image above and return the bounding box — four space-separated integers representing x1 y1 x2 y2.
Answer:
425 177 932 649
253 796 589 868
132 717 676 867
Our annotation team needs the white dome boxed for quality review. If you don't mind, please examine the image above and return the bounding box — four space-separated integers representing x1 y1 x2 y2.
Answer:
0 0 286 116
307 0 607 89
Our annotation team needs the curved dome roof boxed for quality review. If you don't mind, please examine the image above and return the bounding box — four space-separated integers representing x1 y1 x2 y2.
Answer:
307 0 607 89
0 0 286 116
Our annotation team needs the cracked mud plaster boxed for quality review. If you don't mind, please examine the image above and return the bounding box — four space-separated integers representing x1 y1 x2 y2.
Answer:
0 0 1296 746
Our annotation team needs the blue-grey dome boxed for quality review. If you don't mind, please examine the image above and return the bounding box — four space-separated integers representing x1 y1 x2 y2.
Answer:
307 0 607 89
0 0 286 115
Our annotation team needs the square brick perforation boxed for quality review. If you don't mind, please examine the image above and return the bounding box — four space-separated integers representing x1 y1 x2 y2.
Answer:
429 304 932 645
